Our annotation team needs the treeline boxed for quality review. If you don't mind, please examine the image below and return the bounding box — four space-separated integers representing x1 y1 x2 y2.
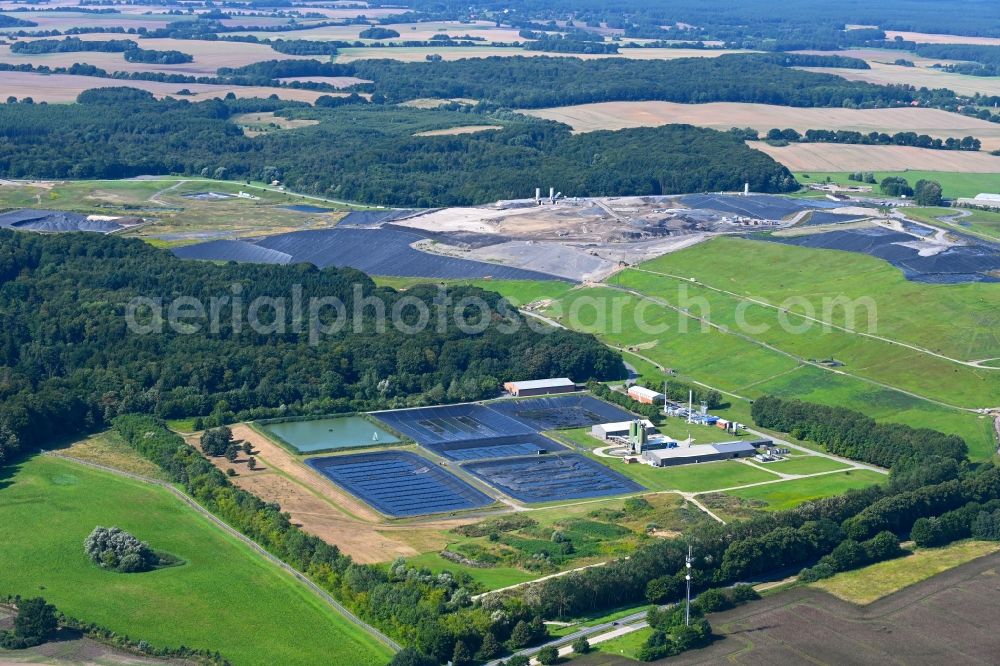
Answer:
0 89 798 205
523 457 1000 621
115 416 556 664
750 396 967 469
763 127 981 151
337 54 926 108
524 34 619 54
0 229 624 463
10 37 192 64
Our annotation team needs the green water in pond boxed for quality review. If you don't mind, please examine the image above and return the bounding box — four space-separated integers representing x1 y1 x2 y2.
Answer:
262 416 399 453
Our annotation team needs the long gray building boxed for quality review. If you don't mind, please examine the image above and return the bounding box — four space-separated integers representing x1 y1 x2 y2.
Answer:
641 440 760 467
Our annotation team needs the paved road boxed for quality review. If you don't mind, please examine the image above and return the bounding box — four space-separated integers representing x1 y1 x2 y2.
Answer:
42 451 402 653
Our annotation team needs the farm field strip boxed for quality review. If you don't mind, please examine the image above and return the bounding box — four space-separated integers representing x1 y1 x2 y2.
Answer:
754 141 1000 172
799 61 1000 98
522 101 1000 149
0 70 330 103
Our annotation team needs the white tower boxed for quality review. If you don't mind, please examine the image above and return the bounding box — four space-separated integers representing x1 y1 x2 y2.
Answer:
685 545 692 626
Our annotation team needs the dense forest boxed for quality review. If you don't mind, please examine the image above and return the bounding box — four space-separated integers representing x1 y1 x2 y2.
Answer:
223 54 928 109
0 230 625 464
0 89 798 205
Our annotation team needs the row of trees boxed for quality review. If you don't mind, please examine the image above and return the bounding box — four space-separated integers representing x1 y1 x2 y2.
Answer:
749 396 967 469
0 89 799 205
880 176 943 205
764 127 981 152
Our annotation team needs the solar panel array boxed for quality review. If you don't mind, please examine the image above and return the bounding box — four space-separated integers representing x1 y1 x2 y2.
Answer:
489 395 637 431
372 404 534 445
428 433 567 461
307 451 491 517
463 454 643 502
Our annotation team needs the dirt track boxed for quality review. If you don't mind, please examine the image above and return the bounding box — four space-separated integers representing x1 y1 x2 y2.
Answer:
192 425 472 564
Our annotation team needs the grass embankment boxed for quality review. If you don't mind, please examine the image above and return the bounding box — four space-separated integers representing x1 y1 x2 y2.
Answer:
0 455 392 666
810 540 1000 605
906 205 1000 242
795 171 1000 199
544 236 998 459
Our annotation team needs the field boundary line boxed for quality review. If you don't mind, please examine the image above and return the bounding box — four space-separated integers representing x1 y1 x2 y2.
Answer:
40 451 402 653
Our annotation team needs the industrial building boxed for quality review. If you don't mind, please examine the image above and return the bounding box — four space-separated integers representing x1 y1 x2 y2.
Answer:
591 419 656 441
503 378 576 397
641 440 760 467
627 385 665 405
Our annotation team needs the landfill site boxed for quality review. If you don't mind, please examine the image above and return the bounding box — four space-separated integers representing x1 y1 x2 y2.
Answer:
371 192 870 281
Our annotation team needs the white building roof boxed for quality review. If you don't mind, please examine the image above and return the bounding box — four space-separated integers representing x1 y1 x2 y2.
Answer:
643 441 756 461
596 419 655 431
628 386 664 399
973 193 1000 202
507 377 574 390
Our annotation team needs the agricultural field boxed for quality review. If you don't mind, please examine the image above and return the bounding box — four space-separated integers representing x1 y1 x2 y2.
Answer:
755 141 1000 172
798 61 1000 98
811 540 1000 605
523 101 1000 150
232 111 321 137
0 37 317 76
884 30 1000 45
795 171 1000 199
0 70 328 104
0 454 391 665
614 550 1000 666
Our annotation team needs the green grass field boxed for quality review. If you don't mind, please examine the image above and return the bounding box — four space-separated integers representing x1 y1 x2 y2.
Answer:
810 540 1000 605
542 236 998 459
905 206 1000 242
795 171 1000 200
760 456 851 475
0 455 391 666
723 469 886 511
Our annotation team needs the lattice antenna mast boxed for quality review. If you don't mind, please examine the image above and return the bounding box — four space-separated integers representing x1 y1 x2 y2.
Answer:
685 544 693 626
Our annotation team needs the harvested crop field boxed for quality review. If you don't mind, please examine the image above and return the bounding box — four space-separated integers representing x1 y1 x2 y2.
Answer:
0 71 328 103
0 38 315 76
231 111 320 137
754 142 1000 172
884 30 1000 45
607 550 1000 666
415 124 503 136
798 61 1000 98
523 101 1000 150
